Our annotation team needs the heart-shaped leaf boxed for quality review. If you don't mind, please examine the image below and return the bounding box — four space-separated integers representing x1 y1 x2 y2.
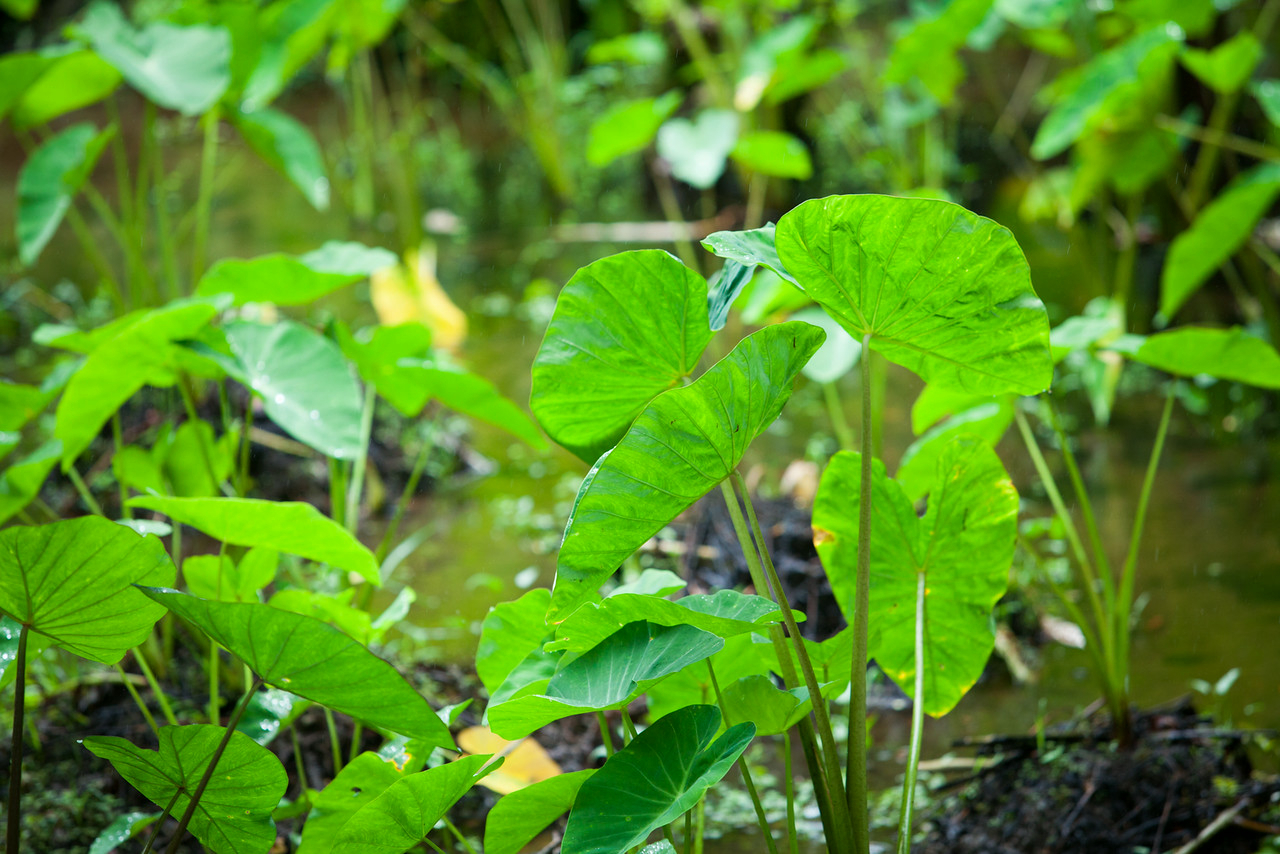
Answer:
646 634 776 723
0 517 173 663
74 0 231 114
550 321 823 618
813 436 1018 715
54 297 225 468
84 724 286 854
1112 326 1280 388
329 755 495 854
776 195 1051 395
129 496 379 584
895 397 1014 501
297 751 420 854
216 319 363 459
1160 163 1280 318
656 109 739 189
139 589 455 748
196 243 396 306
531 249 713 463
730 130 812 179
562 705 754 854
184 547 277 603
719 675 814 737
484 770 594 854
232 106 329 209
9 48 122 128
16 122 115 266
587 91 681 166
1180 31 1262 94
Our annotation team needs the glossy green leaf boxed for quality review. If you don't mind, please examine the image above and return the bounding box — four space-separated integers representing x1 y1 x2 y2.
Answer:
74 0 231 115
547 590 783 655
10 49 122 128
587 91 681 166
0 517 173 663
329 755 494 854
0 439 61 526
488 621 724 739
297 752 415 854
895 398 1014 501
1 616 54 690
1180 32 1261 94
484 769 594 854
720 675 813 737
112 445 165 496
813 437 1018 715
1116 327 1280 389
776 195 1052 395
477 588 553 696
656 109 739 189
139 589 455 747
531 249 713 463
334 321 433 415
645 633 775 723
128 496 379 584
1031 26 1182 160
730 131 813 179
53 297 224 468
233 106 329 209
196 243 393 306
88 811 159 854
791 306 862 384
237 686 304 746
550 322 824 618
701 223 798 286
84 724 286 854
611 569 685 597
1160 163 1280 318
562 705 754 854
185 548 276 602
219 320 363 458
411 361 548 449
16 122 115 266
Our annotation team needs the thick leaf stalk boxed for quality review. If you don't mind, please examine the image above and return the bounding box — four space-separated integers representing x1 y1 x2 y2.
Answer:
6 624 29 852
848 334 872 854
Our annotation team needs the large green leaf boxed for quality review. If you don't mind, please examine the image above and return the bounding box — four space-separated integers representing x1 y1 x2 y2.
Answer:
329 755 495 854
550 321 823 618
1030 27 1182 160
83 724 286 854
546 590 783 655
0 517 173 663
1180 32 1262 94
813 436 1017 715
196 243 396 306
719 675 815 737
531 250 713 463
1160 163 1280 318
776 195 1051 395
646 633 775 723
128 496 378 584
476 589 553 696
139 589 455 747
9 48 122 128
74 0 231 115
1113 327 1280 389
562 705 754 854
297 751 419 854
0 439 61 526
586 91 681 166
53 297 224 468
895 397 1014 502
217 320 363 458
488 621 724 739
232 106 329 209
484 770 594 854
16 122 115 266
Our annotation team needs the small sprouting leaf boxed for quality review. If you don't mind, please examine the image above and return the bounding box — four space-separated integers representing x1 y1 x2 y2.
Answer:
656 109 740 189
232 106 330 209
84 725 286 854
196 243 396 306
587 91 681 166
1160 163 1280 318
1180 32 1262 94
74 0 231 115
813 437 1018 715
484 770 594 854
550 322 823 618
16 122 115 266
297 752 416 854
0 517 173 663
730 130 812 179
562 705 754 854
1115 327 1280 389
139 589 455 747
128 496 378 585
701 223 797 286
531 249 713 463
329 755 495 854
776 195 1052 395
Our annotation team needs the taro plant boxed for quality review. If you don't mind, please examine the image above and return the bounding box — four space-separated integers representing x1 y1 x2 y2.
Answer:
469 193 1053 853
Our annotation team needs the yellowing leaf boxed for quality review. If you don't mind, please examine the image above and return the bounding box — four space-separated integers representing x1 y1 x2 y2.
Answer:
456 725 561 794
370 243 467 352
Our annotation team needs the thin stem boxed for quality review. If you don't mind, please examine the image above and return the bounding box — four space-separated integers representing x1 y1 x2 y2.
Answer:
620 707 638 744
139 790 183 854
115 662 159 737
375 434 433 564
596 711 615 758
163 680 260 854
783 730 798 854
345 384 377 533
290 726 310 804
708 661 780 854
349 722 364 764
1043 400 1115 605
113 413 130 518
147 102 181 298
134 647 178 727
6 624 29 853
191 106 221 284
67 465 105 517
65 204 127 312
324 708 345 774
823 382 855 451
745 174 768 231
329 458 348 528
895 573 927 854
1154 114 1280 165
847 333 872 854
178 375 221 494
442 816 479 854
238 393 253 496
651 161 700 271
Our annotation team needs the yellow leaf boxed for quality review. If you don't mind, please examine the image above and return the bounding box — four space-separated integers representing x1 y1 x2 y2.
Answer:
457 725 562 794
369 242 467 352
